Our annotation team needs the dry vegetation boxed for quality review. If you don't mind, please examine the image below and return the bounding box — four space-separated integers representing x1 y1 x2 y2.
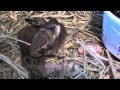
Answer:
0 11 120 79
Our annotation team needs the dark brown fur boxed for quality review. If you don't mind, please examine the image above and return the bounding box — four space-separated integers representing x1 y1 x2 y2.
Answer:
30 17 67 57
25 17 47 27
17 17 67 79
18 17 48 78
43 18 67 56
23 56 48 79
18 17 47 57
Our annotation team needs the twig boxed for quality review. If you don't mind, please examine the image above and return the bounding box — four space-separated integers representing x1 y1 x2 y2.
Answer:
6 40 18 51
74 71 85 79
0 34 31 46
83 72 89 79
80 30 101 42
99 69 105 79
102 65 111 78
69 27 101 42
87 60 99 67
0 53 28 79
106 49 118 79
96 54 109 62
83 41 88 75
0 67 7 79
77 39 105 69
93 69 104 79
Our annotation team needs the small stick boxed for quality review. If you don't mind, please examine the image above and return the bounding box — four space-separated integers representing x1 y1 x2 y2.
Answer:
99 69 105 79
93 69 104 79
80 30 101 42
96 54 109 62
102 48 105 56
77 39 105 69
0 53 28 79
83 41 88 75
106 49 118 79
102 65 111 78
68 27 101 42
0 34 31 46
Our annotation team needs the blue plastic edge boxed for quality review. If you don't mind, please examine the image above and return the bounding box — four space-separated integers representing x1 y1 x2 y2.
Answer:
104 11 120 24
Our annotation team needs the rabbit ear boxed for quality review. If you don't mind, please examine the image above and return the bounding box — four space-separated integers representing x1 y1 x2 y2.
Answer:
54 25 61 38
25 18 34 24
25 18 32 22
25 18 41 26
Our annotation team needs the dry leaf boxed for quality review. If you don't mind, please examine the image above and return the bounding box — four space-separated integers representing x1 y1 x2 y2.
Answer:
10 11 18 20
103 74 110 79
14 57 20 64
64 49 70 55
9 29 13 33
64 42 74 48
89 72 95 78
28 11 34 16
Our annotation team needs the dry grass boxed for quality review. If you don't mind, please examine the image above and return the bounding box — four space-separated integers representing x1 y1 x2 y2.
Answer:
0 11 120 79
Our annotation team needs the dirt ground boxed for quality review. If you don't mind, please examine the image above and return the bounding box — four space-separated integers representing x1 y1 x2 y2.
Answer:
0 11 119 79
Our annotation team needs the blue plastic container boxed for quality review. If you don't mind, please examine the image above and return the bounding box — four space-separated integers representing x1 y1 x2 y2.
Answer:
102 11 120 59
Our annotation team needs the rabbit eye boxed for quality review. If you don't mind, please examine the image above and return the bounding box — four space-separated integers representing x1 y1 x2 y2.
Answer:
33 22 40 25
50 24 57 28
42 45 47 49
38 48 44 53
40 45 47 52
41 48 45 51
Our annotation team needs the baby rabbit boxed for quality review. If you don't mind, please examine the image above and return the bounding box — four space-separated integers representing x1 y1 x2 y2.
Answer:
18 17 67 79
23 55 63 79
23 56 48 79
30 17 67 57
18 17 47 58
